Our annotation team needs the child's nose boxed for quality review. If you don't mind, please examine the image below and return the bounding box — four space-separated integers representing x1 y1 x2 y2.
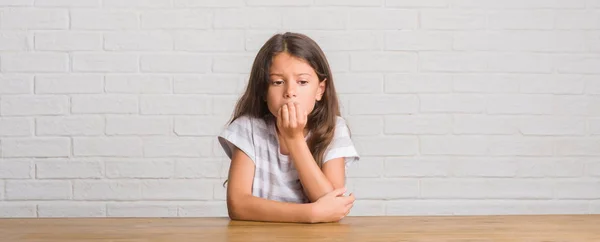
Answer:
285 87 296 98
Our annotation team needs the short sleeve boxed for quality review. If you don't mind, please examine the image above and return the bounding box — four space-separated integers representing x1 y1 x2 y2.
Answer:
217 116 256 164
322 116 360 168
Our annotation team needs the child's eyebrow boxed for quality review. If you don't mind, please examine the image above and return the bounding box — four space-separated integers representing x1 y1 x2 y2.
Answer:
269 73 312 77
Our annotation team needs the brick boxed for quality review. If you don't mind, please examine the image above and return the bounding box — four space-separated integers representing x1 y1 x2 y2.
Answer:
453 74 520 93
38 203 106 217
333 73 383 94
175 158 229 179
0 74 32 94
35 31 102 51
74 137 143 157
1 138 70 158
103 0 170 8
247 0 312 6
173 31 244 51
174 116 229 136
420 94 486 113
353 179 419 199
106 116 171 135
454 31 587 52
385 31 452 51
385 74 452 93
386 200 589 216
0 8 68 29
71 10 138 30
0 203 36 217
488 136 554 156
0 31 29 51
178 201 228 217
386 0 447 7
349 95 418 115
421 136 488 155
106 159 174 178
555 138 600 156
143 137 213 157
105 74 172 94
0 0 33 6
212 55 254 74
556 54 600 74
0 118 33 136
108 203 177 217
421 179 553 199
384 157 451 178
344 116 383 136
520 75 585 94
36 0 100 7
553 96 590 116
351 52 417 72
517 116 586 136
346 156 383 178
554 181 600 199
36 116 105 136
450 0 585 8
421 10 485 29
348 200 385 216
304 31 383 51
556 11 600 29
36 159 103 178
72 53 138 72
385 114 452 134
488 10 554 29
140 54 211 73
74 180 141 200
141 10 211 29
6 180 71 200
35 74 103 94
282 8 346 30
453 114 517 135
214 8 281 29
517 158 586 178
487 94 553 114
174 0 244 7
211 95 238 115
140 180 213 200
0 159 33 178
72 95 138 114
0 95 68 116
1 53 68 72
353 136 418 156
140 95 210 115
104 31 173 51
347 9 417 30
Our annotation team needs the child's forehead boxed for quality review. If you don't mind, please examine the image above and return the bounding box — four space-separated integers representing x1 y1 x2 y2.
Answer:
269 52 316 75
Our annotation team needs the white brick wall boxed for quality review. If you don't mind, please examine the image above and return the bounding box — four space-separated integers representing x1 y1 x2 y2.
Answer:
0 0 598 218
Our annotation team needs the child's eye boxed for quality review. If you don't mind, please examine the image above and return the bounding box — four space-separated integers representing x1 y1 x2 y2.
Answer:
272 80 284 85
298 80 308 85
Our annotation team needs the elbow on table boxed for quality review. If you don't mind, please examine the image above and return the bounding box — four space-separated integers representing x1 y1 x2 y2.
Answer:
226 195 247 221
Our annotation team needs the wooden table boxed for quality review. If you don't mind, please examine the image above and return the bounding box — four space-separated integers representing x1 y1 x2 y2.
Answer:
1 215 599 242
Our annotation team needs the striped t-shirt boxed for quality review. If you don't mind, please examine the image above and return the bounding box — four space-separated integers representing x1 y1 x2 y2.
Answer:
217 115 360 204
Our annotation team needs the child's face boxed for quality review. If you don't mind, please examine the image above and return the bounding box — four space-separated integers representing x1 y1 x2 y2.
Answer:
266 52 325 120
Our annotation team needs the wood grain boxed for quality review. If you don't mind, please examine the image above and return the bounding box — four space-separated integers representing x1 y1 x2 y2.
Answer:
1 215 599 242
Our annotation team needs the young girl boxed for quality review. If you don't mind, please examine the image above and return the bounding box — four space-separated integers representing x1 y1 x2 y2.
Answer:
217 32 360 223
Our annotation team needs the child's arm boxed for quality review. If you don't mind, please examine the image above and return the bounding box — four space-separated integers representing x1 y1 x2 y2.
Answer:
286 138 344 202
227 146 353 223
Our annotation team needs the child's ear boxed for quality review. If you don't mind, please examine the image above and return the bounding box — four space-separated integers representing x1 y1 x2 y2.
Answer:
316 78 326 101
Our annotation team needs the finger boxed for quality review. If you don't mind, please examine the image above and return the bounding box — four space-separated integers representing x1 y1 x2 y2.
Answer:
329 187 347 197
295 102 306 125
282 103 289 128
277 107 282 128
289 102 297 127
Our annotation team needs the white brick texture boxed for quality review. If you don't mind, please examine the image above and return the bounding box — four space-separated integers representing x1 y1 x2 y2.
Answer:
0 0 598 218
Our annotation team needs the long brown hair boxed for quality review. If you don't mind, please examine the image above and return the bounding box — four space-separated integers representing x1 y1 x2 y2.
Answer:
228 32 341 167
